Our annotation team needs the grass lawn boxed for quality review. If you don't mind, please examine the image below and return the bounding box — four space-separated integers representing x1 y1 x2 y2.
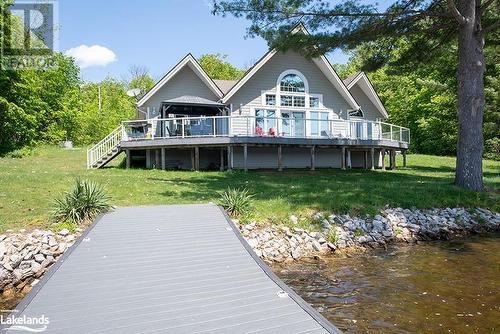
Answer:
0 146 498 232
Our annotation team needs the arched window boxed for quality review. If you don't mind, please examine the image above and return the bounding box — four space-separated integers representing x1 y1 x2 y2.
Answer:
280 73 306 93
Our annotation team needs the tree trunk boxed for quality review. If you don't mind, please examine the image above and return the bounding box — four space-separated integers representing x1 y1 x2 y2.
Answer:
454 0 485 191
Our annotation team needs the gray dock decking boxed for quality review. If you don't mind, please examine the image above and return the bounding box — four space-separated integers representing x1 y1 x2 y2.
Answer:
5 204 340 333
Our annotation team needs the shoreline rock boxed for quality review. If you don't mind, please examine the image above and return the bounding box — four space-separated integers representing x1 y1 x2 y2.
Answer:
239 207 500 263
0 229 80 297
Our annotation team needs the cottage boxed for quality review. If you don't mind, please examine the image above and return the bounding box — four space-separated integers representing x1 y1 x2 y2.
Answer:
87 25 409 171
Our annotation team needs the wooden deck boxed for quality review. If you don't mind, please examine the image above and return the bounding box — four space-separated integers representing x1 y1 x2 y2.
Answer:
3 204 340 333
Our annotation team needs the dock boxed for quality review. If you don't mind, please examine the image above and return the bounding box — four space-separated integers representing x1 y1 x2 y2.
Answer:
3 204 340 333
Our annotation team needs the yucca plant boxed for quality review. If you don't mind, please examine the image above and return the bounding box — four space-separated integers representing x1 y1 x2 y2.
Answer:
52 178 111 225
219 187 254 218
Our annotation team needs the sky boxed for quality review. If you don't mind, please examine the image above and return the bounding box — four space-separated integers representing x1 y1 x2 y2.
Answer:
56 0 353 82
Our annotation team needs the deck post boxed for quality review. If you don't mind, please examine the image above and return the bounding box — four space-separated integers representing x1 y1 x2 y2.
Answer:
243 144 248 172
364 150 368 170
403 150 407 167
277 145 283 171
310 146 316 171
347 149 352 169
161 148 166 170
390 149 396 170
341 147 346 170
381 148 386 170
227 145 232 171
155 150 160 169
125 149 131 169
220 148 224 171
194 147 200 171
191 149 195 171
146 149 151 169
370 148 375 170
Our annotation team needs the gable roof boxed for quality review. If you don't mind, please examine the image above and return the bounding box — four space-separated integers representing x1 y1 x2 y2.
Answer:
345 72 389 119
137 54 223 107
220 24 360 110
343 73 359 86
213 79 238 95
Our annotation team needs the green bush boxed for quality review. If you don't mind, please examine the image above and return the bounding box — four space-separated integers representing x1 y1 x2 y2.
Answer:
52 179 111 225
219 187 254 218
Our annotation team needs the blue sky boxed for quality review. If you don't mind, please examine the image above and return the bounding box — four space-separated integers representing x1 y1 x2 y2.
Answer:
58 0 352 82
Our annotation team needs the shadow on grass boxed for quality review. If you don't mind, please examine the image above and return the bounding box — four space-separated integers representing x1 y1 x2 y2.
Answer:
144 168 498 216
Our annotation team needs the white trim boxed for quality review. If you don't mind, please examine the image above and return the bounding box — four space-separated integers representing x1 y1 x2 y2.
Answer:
137 54 223 107
347 72 389 119
277 69 309 94
222 49 277 103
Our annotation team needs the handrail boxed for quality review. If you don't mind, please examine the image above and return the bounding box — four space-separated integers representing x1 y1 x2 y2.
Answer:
87 126 123 169
121 116 410 144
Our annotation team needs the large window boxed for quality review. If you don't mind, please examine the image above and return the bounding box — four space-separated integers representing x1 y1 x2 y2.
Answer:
310 112 329 137
280 73 305 93
255 109 277 135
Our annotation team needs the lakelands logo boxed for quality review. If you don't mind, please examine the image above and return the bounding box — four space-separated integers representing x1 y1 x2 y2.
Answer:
0 314 49 332
0 0 59 70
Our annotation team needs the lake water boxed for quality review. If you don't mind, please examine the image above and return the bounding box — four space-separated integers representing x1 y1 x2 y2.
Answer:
272 236 499 334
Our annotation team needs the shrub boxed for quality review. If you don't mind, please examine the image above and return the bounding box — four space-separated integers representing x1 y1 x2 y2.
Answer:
52 179 111 225
219 187 254 217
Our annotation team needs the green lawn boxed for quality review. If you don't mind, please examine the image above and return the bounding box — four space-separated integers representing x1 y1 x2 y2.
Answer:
0 146 498 232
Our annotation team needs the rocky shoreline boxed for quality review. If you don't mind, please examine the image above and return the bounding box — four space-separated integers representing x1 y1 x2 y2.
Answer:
239 207 500 263
0 229 80 299
1 207 498 298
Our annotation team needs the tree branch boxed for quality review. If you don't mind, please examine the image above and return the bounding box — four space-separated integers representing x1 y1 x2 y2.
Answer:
480 0 497 14
481 20 500 34
446 0 467 24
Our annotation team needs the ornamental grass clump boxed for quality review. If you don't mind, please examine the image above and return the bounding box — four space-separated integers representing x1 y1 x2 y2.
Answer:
52 178 111 225
219 187 254 218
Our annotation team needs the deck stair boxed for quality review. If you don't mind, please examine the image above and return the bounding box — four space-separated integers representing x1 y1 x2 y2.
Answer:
87 126 123 169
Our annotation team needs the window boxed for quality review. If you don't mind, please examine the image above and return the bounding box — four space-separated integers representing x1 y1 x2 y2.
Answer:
310 112 329 137
349 109 364 118
281 95 293 107
280 74 305 93
265 94 276 106
310 96 320 108
281 95 305 107
294 96 305 107
255 109 277 135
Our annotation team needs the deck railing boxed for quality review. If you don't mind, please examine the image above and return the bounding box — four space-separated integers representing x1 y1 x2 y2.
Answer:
121 116 410 144
87 126 123 168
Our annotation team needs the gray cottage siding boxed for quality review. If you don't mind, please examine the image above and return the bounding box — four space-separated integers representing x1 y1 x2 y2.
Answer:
141 65 220 119
348 84 383 121
226 51 353 136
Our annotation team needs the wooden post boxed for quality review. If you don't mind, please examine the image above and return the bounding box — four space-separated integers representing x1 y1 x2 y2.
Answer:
146 149 151 169
227 145 232 171
364 150 368 170
155 149 160 169
194 147 200 171
310 146 316 171
277 145 283 171
341 147 346 170
243 145 248 172
370 148 375 170
125 149 131 169
220 148 224 171
391 149 396 170
403 150 407 167
161 148 166 170
191 148 195 171
347 149 352 169
381 148 386 170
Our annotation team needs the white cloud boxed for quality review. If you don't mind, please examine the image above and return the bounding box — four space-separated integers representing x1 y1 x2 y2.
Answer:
65 45 117 69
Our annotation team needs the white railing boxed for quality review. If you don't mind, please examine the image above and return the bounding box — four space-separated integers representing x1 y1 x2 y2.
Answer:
87 126 123 168
121 116 410 144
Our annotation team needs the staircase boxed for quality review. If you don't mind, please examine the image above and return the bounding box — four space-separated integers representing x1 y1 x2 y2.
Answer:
87 126 124 169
